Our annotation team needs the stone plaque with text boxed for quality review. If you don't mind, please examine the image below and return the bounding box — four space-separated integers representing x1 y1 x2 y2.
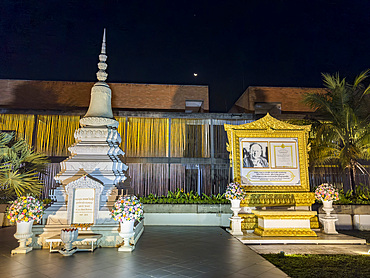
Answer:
72 188 95 224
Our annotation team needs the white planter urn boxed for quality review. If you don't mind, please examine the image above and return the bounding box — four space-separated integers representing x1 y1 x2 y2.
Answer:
321 200 338 235
322 200 334 218
228 199 244 236
59 228 78 256
230 199 241 218
11 221 33 254
118 220 135 252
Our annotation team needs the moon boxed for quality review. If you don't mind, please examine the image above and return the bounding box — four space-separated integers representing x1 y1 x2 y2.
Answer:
194 73 198 77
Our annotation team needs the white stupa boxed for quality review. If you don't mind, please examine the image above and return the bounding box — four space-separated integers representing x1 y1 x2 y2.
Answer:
54 28 127 190
32 30 142 248
50 29 127 211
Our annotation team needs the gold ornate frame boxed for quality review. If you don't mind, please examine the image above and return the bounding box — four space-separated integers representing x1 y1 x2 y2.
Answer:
224 114 311 193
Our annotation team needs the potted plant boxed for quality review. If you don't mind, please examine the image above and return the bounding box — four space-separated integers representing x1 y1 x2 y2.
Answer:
314 183 339 217
6 195 44 254
110 195 143 252
225 182 244 202
225 182 244 235
225 182 244 217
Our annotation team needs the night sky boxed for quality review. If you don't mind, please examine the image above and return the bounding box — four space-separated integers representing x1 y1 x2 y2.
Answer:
1 0 369 112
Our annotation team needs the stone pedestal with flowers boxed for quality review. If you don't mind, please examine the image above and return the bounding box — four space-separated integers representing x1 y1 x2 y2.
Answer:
6 196 44 254
315 183 339 234
111 195 144 252
225 182 244 236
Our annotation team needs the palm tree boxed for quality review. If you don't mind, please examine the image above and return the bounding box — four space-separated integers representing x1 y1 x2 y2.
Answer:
303 70 370 192
0 132 49 199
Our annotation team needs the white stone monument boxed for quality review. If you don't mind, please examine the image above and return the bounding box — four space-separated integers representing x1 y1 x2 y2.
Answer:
32 30 144 248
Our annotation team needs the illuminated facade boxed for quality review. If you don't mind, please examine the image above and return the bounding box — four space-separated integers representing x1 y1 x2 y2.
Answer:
0 87 252 198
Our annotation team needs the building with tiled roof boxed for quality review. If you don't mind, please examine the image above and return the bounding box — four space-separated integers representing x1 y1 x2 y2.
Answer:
229 86 326 118
0 79 209 113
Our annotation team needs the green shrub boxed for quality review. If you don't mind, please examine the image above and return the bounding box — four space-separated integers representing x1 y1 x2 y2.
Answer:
333 184 370 205
139 189 229 204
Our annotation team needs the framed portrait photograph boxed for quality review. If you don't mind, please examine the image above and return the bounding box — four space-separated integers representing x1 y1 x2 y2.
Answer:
242 141 269 168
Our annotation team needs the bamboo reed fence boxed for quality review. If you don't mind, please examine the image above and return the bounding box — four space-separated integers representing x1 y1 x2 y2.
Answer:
2 113 369 198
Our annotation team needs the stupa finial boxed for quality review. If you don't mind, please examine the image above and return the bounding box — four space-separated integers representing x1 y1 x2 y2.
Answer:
101 28 106 54
82 28 116 123
96 28 108 82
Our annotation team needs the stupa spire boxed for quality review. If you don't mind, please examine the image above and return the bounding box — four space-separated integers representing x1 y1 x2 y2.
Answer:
81 29 117 126
96 28 108 82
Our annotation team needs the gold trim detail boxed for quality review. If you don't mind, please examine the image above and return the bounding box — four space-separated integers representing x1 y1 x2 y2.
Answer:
254 227 317 237
232 214 258 230
252 210 316 217
224 114 311 132
241 192 315 207
254 214 316 220
310 216 320 229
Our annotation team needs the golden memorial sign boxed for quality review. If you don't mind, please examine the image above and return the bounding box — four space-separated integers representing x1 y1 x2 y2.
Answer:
224 114 315 207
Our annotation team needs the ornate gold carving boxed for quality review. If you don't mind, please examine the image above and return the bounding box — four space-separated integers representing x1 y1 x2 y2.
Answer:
255 214 317 220
232 214 258 230
310 216 320 229
253 210 316 218
226 142 233 167
224 113 312 192
254 227 317 237
241 192 315 207
71 223 93 230
242 223 257 230
224 113 311 132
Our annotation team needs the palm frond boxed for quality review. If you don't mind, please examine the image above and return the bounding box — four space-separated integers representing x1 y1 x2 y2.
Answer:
304 70 370 184
21 152 50 173
0 132 14 146
0 131 48 198
0 169 42 197
363 84 370 96
353 69 370 89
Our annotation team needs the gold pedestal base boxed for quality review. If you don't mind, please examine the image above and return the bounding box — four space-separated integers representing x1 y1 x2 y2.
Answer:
254 227 317 237
252 210 317 237
234 213 320 231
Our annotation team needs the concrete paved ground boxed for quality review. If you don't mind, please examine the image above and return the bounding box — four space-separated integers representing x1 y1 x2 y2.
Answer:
0 226 289 278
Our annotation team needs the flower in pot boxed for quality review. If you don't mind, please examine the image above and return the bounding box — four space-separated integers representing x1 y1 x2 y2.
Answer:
314 183 339 217
6 195 44 254
225 182 244 217
314 183 339 202
110 195 143 252
225 182 244 235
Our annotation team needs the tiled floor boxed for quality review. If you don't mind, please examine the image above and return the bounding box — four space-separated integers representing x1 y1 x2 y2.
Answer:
0 226 288 278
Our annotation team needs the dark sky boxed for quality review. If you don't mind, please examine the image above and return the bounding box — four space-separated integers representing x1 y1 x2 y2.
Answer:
1 0 369 112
